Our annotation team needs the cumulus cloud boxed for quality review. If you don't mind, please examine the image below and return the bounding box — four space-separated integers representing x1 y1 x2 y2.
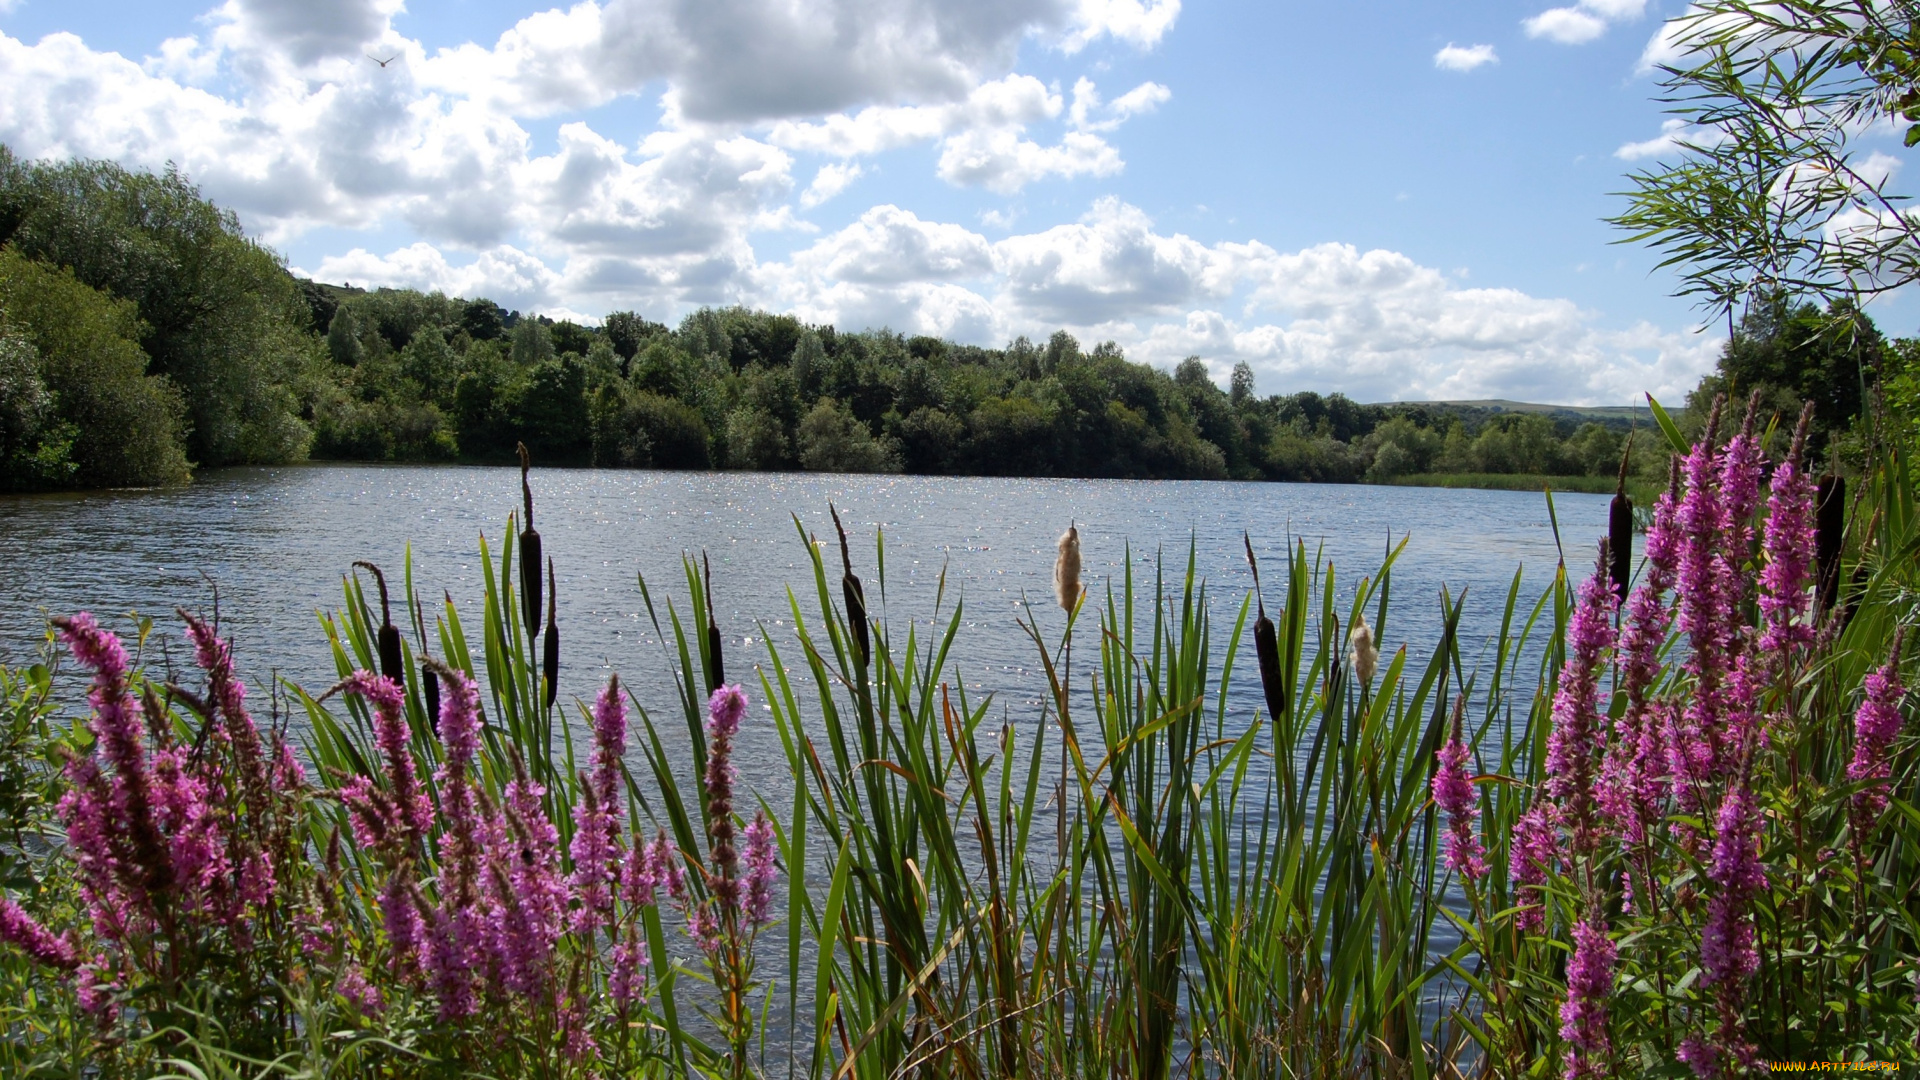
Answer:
410 0 1178 125
745 198 1717 404
1433 43 1497 72
1524 0 1646 44
770 73 1152 194
0 2 1717 403
801 162 864 207
1615 118 1688 160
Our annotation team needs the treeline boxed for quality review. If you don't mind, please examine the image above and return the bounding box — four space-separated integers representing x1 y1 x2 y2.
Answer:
0 148 1903 491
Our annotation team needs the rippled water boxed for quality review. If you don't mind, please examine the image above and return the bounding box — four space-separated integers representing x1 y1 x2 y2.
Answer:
0 465 1603 719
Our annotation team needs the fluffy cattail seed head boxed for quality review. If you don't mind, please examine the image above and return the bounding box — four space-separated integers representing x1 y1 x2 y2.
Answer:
1348 612 1378 687
1054 524 1081 613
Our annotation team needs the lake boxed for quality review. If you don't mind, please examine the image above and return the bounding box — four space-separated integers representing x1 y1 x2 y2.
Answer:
0 464 1607 796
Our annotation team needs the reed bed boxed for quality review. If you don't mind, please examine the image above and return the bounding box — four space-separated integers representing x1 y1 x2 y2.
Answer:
0 401 1914 1078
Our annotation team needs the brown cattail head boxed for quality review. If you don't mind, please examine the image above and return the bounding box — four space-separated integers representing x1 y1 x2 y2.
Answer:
830 503 870 668
543 557 559 710
1816 473 1845 613
1245 534 1288 726
1054 524 1081 613
355 561 406 689
702 551 725 693
517 442 543 643
1608 437 1633 605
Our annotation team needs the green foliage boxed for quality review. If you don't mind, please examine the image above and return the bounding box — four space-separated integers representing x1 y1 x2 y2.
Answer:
1610 0 1920 317
1688 294 1883 449
0 249 189 487
0 146 314 466
796 397 900 473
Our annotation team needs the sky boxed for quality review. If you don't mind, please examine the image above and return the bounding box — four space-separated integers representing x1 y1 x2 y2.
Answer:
0 0 1908 405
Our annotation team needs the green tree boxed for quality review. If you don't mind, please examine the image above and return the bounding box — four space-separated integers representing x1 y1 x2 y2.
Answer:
0 249 189 486
798 398 900 473
0 148 313 466
1689 295 1882 445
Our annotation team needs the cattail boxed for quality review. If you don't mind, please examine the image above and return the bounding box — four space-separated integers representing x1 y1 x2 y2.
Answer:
543 558 559 710
1815 472 1845 613
830 504 869 669
1348 612 1377 688
1608 437 1633 605
517 442 543 642
1244 534 1288 726
354 562 406 690
703 552 724 693
1054 524 1081 612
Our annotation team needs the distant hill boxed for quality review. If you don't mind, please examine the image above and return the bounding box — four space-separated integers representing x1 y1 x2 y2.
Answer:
1378 399 1653 433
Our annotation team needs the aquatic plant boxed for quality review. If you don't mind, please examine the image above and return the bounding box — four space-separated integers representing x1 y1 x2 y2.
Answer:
0 391 1912 1078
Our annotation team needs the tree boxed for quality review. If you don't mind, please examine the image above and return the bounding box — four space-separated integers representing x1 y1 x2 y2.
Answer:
1690 295 1882 443
1230 362 1256 407
1613 1 1920 319
0 249 189 486
798 399 900 473
0 148 313 466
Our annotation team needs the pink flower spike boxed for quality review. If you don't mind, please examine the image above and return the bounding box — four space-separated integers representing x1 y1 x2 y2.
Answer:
0 895 79 970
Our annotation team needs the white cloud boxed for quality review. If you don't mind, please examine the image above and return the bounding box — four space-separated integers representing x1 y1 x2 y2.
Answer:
1524 0 1646 45
1061 0 1182 52
1615 118 1688 160
305 242 565 314
409 0 1178 126
1433 43 1498 72
771 73 1147 194
746 198 1719 404
1524 8 1608 44
938 128 1122 193
1068 77 1171 131
801 162 865 208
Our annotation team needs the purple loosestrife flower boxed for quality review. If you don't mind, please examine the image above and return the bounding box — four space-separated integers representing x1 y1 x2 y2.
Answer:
1546 557 1617 852
1559 918 1616 1080
569 676 628 937
1431 725 1485 882
568 785 615 936
1672 405 1738 807
494 770 564 998
1847 635 1907 822
1698 776 1765 1072
1602 463 1681 847
337 965 384 1016
182 613 270 812
381 873 423 972
0 894 79 970
649 830 684 901
744 810 778 926
1512 802 1560 933
608 841 658 1008
339 672 432 849
704 685 747 916
55 614 173 917
1701 780 1766 987
433 665 484 913
1758 407 1817 663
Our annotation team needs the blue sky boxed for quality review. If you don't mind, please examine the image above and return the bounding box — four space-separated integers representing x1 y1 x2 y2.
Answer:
2 0 1901 403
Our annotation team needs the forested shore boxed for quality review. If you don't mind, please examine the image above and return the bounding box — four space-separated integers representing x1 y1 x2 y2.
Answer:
2 145 1908 493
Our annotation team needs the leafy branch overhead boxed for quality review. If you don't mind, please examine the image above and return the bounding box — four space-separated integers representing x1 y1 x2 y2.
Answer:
1613 0 1920 317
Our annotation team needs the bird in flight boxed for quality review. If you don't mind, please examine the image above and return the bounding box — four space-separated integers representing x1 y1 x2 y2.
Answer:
367 54 398 67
